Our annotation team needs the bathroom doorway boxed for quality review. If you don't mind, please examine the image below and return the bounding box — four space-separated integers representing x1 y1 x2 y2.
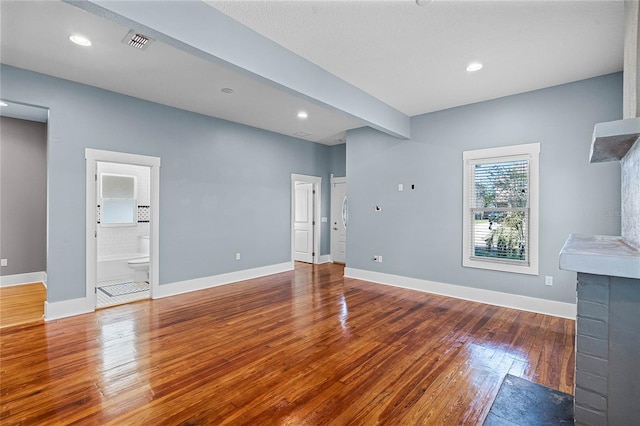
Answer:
95 162 151 308
85 149 160 310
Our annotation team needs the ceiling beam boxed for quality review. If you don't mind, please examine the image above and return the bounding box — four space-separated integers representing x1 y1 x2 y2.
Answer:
64 0 410 139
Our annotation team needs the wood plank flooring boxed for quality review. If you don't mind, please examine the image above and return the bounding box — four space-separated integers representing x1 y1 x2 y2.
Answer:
0 282 46 329
0 263 575 425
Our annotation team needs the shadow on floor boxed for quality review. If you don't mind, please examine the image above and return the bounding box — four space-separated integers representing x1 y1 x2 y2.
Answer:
484 374 573 426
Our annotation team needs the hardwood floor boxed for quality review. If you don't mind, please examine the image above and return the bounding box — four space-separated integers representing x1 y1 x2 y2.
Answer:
0 263 574 425
0 282 46 329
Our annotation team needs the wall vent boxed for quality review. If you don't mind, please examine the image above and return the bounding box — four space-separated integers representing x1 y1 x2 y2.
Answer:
122 30 154 50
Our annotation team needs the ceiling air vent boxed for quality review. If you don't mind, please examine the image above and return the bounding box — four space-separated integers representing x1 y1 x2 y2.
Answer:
293 131 312 138
122 30 154 50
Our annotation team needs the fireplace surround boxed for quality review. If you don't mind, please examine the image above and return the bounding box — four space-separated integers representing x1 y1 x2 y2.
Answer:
560 2 640 424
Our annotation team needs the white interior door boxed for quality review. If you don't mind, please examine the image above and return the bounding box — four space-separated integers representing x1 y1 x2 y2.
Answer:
293 182 314 263
331 178 347 263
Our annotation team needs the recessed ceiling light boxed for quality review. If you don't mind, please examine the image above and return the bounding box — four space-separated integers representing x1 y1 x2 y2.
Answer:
0 101 8 107
69 35 91 47
221 88 234 94
297 111 308 119
466 62 483 72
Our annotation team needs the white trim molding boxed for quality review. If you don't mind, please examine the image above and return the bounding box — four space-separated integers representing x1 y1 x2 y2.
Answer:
85 148 161 312
43 262 293 321
0 271 47 287
462 142 540 276
155 262 294 299
45 297 94 321
318 255 332 264
344 267 576 319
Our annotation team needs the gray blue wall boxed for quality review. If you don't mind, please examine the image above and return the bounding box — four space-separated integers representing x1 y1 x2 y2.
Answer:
0 117 47 276
1 65 342 303
346 73 623 304
329 143 347 178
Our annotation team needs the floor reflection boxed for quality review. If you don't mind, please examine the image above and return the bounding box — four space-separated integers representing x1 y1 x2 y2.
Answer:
339 294 350 332
99 320 141 398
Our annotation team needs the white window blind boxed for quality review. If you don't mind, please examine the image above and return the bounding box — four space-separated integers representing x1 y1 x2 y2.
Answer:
469 157 530 264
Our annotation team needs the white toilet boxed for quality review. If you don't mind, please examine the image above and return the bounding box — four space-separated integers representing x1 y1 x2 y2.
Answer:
128 235 150 283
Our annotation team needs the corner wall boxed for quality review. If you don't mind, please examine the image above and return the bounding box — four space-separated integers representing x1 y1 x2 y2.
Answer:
346 73 623 305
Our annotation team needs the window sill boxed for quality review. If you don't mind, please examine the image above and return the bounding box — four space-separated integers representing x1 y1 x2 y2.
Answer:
464 257 538 276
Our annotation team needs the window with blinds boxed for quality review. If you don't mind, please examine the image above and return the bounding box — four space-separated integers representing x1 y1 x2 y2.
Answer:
463 143 539 275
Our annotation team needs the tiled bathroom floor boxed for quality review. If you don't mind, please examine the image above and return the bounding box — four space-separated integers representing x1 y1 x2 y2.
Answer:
97 278 150 308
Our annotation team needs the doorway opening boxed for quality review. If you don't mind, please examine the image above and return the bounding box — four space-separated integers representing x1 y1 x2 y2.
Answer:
331 177 347 264
291 174 321 264
0 102 49 326
86 149 160 310
95 162 151 308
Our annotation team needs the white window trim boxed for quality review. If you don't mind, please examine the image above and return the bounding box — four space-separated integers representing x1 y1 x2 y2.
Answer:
462 142 540 275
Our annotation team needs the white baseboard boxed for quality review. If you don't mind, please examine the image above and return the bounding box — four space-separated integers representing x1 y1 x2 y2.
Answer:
45 297 94 321
42 262 293 321
154 261 294 299
344 267 576 319
0 271 47 287
317 255 332 264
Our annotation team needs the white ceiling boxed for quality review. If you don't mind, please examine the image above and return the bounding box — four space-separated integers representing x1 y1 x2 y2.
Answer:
209 0 624 117
0 0 363 144
0 1 625 144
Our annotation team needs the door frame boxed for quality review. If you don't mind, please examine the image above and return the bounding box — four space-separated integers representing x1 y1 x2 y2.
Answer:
330 176 347 263
85 149 161 309
290 174 321 264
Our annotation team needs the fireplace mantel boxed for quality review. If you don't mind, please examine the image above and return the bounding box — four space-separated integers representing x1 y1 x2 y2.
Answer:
559 234 640 279
589 117 640 163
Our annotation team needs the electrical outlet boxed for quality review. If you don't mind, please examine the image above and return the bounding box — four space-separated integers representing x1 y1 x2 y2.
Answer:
1 259 6 267
373 255 383 263
235 253 241 261
545 276 553 286
398 184 404 192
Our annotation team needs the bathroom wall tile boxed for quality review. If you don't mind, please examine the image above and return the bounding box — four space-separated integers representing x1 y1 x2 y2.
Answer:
97 162 151 257
138 205 150 222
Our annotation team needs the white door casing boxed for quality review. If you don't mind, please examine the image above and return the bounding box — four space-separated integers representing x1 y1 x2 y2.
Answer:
85 149 160 311
331 177 347 263
290 174 321 264
294 182 314 263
